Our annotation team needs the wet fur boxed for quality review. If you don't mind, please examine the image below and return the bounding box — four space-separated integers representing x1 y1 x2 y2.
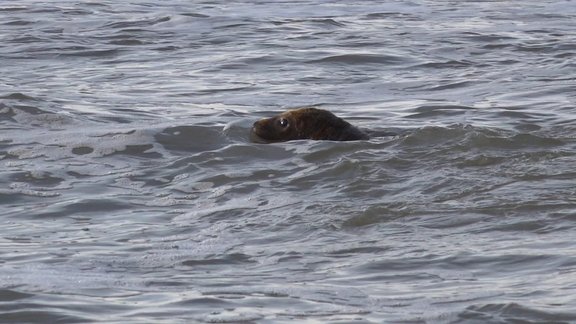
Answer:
251 108 369 143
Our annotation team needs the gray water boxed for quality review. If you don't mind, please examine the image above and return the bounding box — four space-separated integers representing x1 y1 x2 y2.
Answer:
1 1 576 323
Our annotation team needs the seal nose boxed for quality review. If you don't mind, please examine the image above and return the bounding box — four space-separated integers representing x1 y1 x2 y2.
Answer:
250 119 269 143
252 119 264 129
251 119 263 134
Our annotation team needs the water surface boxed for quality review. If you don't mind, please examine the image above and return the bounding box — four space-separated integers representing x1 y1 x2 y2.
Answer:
1 1 576 323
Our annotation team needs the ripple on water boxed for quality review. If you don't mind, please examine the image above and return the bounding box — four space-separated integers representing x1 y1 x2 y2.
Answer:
2 0 576 323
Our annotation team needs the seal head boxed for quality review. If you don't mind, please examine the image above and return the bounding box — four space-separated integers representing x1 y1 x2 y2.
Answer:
251 107 369 143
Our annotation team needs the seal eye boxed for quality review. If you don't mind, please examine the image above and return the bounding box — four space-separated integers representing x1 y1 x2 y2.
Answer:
277 118 289 128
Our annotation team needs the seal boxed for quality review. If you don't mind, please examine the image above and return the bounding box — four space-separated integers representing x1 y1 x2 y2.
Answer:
251 107 369 143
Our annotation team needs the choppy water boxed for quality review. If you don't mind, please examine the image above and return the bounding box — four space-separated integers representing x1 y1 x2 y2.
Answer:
1 1 576 323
